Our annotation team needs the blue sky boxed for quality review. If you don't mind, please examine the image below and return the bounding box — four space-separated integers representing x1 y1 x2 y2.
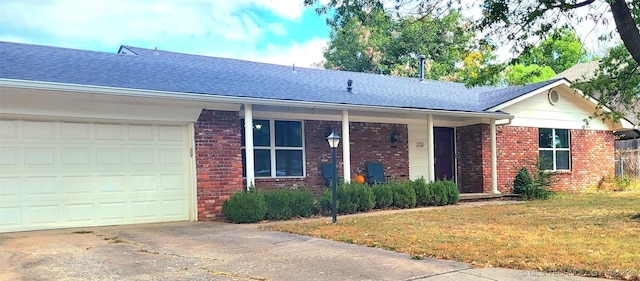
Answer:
0 0 332 67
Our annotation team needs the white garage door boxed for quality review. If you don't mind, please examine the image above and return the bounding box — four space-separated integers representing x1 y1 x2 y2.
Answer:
0 119 192 233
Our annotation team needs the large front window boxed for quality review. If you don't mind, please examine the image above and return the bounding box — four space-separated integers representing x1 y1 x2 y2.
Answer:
241 119 304 177
538 128 570 170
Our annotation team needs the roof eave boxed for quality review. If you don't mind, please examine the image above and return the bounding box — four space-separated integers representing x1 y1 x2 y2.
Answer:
0 78 514 120
485 78 571 112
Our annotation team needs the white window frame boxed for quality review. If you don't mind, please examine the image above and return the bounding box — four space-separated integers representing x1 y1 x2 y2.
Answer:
538 128 571 171
242 119 306 178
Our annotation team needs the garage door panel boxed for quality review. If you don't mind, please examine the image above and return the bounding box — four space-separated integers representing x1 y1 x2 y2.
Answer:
129 124 154 140
62 176 95 197
0 177 21 201
64 203 95 223
129 149 155 166
1 120 191 233
24 120 56 139
162 199 188 218
96 124 124 140
26 204 59 225
97 175 127 195
25 176 58 199
160 149 185 166
0 146 20 167
0 119 19 138
158 125 184 141
98 201 129 221
62 148 93 166
24 148 57 167
60 122 92 139
131 200 159 220
97 148 125 167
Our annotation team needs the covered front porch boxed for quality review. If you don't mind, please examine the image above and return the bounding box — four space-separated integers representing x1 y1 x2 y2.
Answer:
237 102 511 195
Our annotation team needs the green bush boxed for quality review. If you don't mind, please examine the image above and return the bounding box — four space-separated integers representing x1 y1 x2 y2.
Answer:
222 190 266 223
513 160 555 200
513 167 533 194
444 180 459 204
391 181 416 209
318 188 333 215
319 182 375 214
290 188 315 217
430 181 448 206
372 183 393 208
263 189 294 221
412 177 431 206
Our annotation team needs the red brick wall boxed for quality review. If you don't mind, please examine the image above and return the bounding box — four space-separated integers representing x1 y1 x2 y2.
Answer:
253 120 409 195
495 126 539 193
458 125 614 193
456 124 485 193
552 130 614 191
195 110 244 221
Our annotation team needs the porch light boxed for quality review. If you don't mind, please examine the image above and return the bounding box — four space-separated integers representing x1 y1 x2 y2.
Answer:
326 131 341 148
326 130 341 224
390 125 399 143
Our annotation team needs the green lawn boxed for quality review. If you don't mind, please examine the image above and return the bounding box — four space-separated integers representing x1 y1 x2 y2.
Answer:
264 191 640 280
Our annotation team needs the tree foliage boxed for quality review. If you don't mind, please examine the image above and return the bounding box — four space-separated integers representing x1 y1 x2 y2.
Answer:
573 44 640 124
321 4 475 80
518 28 587 74
505 64 557 86
306 0 640 121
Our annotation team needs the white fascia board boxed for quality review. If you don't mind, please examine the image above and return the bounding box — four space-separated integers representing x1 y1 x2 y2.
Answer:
0 78 513 121
487 79 571 112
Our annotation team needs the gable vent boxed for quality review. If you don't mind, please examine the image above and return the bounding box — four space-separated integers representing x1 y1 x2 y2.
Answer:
548 89 559 105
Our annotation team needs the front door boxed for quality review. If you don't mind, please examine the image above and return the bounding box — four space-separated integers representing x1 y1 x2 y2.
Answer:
434 127 455 181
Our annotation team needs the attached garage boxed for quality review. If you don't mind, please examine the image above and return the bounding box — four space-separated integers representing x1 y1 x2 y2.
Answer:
0 119 193 232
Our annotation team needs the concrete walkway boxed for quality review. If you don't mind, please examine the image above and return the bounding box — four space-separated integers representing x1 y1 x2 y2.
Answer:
0 220 606 281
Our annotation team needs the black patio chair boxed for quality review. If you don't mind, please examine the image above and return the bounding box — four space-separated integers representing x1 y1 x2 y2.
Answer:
366 161 388 184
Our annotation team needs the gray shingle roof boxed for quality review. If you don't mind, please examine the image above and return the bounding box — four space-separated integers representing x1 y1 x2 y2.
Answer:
0 41 556 114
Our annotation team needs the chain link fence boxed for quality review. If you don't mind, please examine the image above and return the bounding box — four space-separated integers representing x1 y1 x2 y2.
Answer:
615 139 640 189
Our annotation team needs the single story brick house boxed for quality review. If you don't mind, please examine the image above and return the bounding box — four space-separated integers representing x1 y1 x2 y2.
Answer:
0 41 635 232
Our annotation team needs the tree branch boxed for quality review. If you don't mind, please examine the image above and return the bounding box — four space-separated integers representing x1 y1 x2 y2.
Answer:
609 0 640 65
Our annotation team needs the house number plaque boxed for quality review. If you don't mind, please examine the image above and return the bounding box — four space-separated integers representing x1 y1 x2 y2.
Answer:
416 142 424 147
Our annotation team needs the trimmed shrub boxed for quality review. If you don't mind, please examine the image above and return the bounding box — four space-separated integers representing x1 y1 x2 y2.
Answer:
412 177 431 206
263 189 294 221
391 181 416 209
372 183 393 209
513 167 533 194
318 188 333 215
444 180 459 204
430 181 448 206
290 188 315 217
319 183 374 214
222 190 266 223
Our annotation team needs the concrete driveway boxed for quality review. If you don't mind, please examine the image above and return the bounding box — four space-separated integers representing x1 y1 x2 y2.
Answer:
0 222 605 281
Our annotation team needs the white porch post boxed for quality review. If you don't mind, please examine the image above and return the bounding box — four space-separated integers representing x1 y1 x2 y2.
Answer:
244 104 255 189
342 110 351 183
490 119 500 194
427 114 435 182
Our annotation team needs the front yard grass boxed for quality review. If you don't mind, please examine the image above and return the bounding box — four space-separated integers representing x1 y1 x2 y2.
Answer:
264 191 640 280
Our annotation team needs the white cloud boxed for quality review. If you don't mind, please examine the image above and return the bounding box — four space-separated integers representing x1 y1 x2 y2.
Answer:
246 37 328 67
268 23 288 36
0 0 325 66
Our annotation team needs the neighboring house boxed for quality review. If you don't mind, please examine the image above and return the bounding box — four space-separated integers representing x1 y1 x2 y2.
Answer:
0 42 635 233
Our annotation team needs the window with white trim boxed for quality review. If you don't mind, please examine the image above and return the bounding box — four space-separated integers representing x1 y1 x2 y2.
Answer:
538 128 570 170
241 119 304 177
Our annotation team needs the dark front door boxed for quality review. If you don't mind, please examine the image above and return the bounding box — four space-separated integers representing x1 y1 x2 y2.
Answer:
434 127 455 181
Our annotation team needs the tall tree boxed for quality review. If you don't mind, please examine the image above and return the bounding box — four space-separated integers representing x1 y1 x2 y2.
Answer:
518 28 587 74
306 0 640 121
322 4 475 79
